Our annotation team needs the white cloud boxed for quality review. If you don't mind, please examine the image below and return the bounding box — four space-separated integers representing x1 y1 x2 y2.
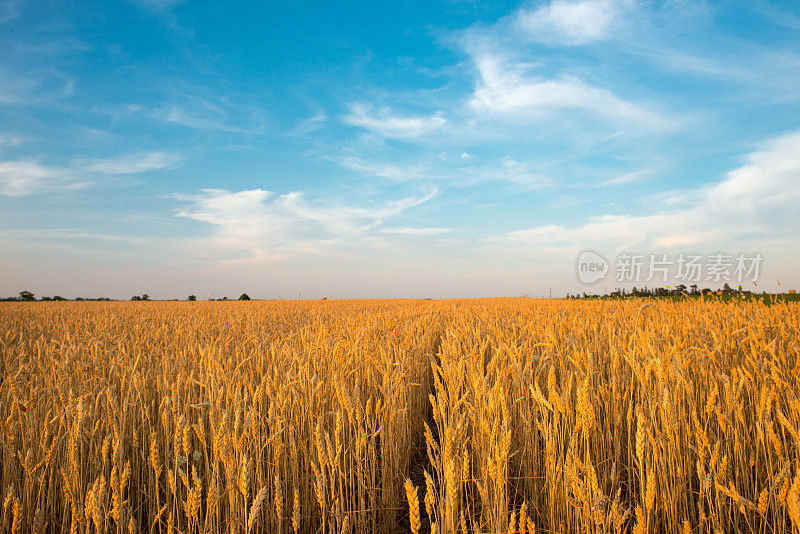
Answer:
118 95 267 134
0 133 26 147
493 130 800 250
381 227 452 236
335 156 423 181
707 131 800 212
0 160 69 197
0 151 181 196
344 104 446 138
469 54 667 127
500 212 731 250
0 68 74 105
515 0 622 45
175 187 439 260
600 167 656 186
333 152 556 187
82 152 180 174
150 104 234 131
289 110 327 135
468 157 554 187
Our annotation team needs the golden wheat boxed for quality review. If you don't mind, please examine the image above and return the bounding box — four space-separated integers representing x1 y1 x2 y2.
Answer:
0 298 798 533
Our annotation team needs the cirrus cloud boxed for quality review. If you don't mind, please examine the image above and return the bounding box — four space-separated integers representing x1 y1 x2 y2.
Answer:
0 151 181 196
175 187 440 261
344 104 447 139
515 0 625 46
493 130 800 251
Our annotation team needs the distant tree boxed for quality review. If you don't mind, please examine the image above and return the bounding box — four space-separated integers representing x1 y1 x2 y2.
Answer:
19 290 35 301
188 295 197 301
238 293 251 301
131 295 142 301
142 294 150 301
221 296 229 301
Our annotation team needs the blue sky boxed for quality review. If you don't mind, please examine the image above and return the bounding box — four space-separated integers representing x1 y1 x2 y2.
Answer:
1 0 799 298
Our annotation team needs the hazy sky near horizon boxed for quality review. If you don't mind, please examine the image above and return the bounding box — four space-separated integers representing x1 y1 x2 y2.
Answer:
1 0 799 299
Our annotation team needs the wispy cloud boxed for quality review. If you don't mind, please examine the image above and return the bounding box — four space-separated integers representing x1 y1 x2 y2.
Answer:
344 104 446 139
0 68 74 105
334 155 424 181
710 130 800 213
118 94 267 134
600 167 657 186
0 133 27 147
289 110 327 136
175 187 439 260
0 160 74 197
461 157 555 187
492 130 800 250
381 226 452 236
511 0 800 105
468 53 669 128
751 1 800 30
0 151 181 196
332 152 556 188
515 0 625 46
149 102 264 133
81 151 181 174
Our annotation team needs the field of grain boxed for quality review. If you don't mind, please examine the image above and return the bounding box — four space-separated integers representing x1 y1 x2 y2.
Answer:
1 299 799 533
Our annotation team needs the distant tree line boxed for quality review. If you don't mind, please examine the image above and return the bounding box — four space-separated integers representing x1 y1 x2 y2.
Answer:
565 283 789 300
1 290 114 301
1 291 254 302
205 294 251 301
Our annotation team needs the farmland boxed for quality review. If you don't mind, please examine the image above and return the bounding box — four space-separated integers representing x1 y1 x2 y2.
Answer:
1 299 799 533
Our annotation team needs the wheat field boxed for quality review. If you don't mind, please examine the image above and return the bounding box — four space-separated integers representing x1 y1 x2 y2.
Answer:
1 298 799 534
